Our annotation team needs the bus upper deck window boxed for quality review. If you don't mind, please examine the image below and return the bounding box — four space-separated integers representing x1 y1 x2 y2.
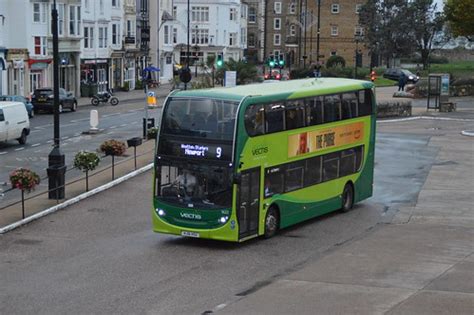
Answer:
285 100 305 130
265 103 285 133
245 104 264 136
306 97 323 126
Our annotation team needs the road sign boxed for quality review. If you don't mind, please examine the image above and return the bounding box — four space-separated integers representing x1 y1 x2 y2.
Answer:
225 71 237 87
147 91 157 107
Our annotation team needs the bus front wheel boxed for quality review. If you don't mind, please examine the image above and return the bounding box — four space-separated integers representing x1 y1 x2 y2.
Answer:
264 207 279 238
341 183 354 212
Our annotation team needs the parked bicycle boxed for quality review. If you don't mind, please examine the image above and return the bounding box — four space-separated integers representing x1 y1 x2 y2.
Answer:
91 90 119 106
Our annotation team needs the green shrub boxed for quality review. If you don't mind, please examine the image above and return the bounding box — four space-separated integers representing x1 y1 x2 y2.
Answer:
74 151 100 172
322 66 353 78
147 127 159 140
326 55 346 68
290 68 313 79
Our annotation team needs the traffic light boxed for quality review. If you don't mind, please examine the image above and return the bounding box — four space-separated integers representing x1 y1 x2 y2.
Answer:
268 55 275 68
279 54 285 67
370 70 376 82
216 53 224 68
274 55 280 67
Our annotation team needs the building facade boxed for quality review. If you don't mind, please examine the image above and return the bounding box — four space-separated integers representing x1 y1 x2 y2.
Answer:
149 0 174 82
170 0 247 74
262 0 368 69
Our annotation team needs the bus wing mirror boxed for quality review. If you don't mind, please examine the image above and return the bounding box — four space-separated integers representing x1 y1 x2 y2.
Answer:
233 173 242 185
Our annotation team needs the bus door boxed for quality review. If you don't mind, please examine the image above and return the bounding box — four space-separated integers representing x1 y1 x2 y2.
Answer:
237 168 260 238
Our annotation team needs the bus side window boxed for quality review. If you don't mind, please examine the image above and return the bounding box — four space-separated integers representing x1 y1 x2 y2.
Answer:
285 100 305 130
341 93 357 120
244 104 264 136
340 148 356 177
323 95 336 123
355 145 364 171
285 161 304 192
306 97 323 126
265 103 285 133
358 89 372 116
265 166 285 197
304 156 322 187
322 152 340 182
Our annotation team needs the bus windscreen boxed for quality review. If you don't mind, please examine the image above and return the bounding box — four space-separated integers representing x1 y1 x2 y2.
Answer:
161 98 239 141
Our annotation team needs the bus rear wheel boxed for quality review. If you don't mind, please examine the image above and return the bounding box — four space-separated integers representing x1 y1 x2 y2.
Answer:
341 183 354 212
264 207 279 238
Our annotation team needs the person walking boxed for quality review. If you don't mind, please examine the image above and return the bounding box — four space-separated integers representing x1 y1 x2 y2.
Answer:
398 74 407 91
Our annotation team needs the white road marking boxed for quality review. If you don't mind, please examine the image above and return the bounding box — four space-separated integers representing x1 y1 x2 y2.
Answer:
47 140 53 143
0 152 7 155
70 118 89 123
31 130 41 133
15 148 24 151
32 143 41 147
109 126 118 129
106 131 114 134
131 121 138 124
61 136 69 140
34 150 42 153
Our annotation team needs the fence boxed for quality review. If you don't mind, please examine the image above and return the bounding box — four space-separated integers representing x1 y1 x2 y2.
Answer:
0 140 156 228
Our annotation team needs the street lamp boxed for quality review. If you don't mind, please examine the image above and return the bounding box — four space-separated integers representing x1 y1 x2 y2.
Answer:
354 34 364 79
47 0 66 200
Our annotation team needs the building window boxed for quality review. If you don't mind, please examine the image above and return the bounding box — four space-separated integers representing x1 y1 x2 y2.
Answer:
84 27 94 48
112 0 120 8
274 34 281 46
355 4 362 13
248 33 255 47
99 27 108 48
355 26 364 36
248 7 256 23
33 3 47 23
331 50 337 56
112 23 120 45
164 25 169 44
173 28 177 44
229 32 237 46
192 29 210 45
241 5 247 18
100 0 104 14
274 18 281 30
85 0 89 12
191 6 209 22
290 24 296 36
173 6 177 19
33 36 47 56
56 4 65 36
331 26 338 36
69 6 81 36
289 2 296 14
241 28 247 47
274 50 280 57
230 8 236 21
127 20 136 37
331 4 340 14
274 2 282 14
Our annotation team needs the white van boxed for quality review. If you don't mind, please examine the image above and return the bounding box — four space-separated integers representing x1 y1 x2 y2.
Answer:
0 101 31 144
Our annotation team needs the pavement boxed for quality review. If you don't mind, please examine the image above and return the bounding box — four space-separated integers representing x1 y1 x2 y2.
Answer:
216 89 474 314
3 82 474 314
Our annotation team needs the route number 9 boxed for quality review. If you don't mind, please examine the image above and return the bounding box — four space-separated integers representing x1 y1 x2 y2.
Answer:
216 147 222 158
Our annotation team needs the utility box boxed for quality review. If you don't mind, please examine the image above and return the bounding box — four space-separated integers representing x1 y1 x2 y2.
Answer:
427 74 452 111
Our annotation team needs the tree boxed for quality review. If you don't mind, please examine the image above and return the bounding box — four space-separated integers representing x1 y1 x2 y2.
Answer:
444 0 474 40
216 59 258 85
409 0 445 70
359 0 414 67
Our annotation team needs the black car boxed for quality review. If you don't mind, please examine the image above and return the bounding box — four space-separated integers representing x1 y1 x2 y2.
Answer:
32 88 77 113
383 68 420 83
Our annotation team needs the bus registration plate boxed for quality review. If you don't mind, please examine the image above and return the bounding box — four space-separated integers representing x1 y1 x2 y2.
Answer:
181 231 200 238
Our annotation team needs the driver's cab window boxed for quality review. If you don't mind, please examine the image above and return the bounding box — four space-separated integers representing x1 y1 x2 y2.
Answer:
0 109 4 121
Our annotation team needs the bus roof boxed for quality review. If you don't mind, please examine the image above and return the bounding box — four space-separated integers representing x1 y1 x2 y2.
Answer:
170 78 374 102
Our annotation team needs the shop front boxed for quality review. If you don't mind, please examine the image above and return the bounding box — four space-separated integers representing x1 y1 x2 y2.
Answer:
28 58 52 94
59 52 79 95
0 47 6 95
111 52 124 91
124 51 138 90
6 49 28 96
80 59 110 97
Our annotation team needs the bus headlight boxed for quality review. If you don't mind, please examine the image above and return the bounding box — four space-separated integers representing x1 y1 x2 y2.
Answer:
219 216 229 224
156 208 166 216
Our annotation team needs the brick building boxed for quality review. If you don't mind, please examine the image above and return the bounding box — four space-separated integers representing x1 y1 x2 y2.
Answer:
264 0 369 69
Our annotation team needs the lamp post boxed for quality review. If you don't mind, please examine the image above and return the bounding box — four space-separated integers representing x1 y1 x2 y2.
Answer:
316 0 321 69
47 0 66 199
354 34 363 79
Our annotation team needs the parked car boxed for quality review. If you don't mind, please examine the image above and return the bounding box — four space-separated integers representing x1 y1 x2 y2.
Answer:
0 95 34 118
383 68 420 83
0 101 30 144
31 88 77 114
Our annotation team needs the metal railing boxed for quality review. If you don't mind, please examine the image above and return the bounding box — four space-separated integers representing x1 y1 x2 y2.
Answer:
0 143 155 225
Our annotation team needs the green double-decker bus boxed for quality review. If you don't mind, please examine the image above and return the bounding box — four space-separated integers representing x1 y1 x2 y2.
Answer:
153 78 376 242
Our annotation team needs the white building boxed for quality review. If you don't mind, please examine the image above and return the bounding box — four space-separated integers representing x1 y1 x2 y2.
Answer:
149 0 174 82
169 0 247 75
1 0 82 97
